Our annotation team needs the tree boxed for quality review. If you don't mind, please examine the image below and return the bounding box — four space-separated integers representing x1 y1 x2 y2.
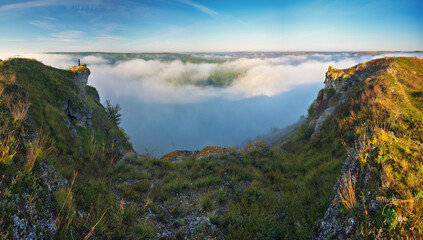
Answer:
105 100 122 126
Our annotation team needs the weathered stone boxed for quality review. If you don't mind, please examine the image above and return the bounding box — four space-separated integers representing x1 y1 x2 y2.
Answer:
314 106 336 132
12 159 67 240
62 96 92 127
70 64 90 99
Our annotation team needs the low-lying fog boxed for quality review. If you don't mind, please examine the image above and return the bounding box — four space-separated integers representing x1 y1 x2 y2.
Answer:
2 52 422 156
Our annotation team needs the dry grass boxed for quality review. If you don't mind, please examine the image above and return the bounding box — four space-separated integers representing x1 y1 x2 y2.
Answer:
83 209 108 240
2 94 29 121
0 126 17 165
338 170 356 210
25 131 53 172
11 98 29 121
0 74 16 84
2 93 13 108
51 172 77 235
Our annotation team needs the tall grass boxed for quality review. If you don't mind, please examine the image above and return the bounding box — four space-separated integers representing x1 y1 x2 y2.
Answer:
10 98 29 122
25 131 53 173
338 170 356 210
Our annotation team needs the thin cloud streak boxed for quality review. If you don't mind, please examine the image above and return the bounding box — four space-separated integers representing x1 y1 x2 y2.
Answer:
29 20 56 30
36 30 84 43
0 0 108 11
178 0 219 18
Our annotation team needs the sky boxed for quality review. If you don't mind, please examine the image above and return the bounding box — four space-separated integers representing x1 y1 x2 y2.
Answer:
0 0 422 52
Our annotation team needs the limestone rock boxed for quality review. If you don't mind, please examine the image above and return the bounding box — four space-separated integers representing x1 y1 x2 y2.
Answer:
314 106 336 132
70 64 90 99
62 96 92 127
161 150 199 163
12 159 68 240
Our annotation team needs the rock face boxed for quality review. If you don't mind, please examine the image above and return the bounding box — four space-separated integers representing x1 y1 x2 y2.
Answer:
312 152 359 239
312 60 390 133
62 96 92 127
70 64 91 99
12 159 68 240
314 106 336 132
61 64 93 128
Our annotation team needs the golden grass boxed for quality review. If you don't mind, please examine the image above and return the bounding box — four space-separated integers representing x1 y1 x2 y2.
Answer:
338 170 356 210
25 131 53 172
0 126 17 165
0 74 16 84
11 98 29 121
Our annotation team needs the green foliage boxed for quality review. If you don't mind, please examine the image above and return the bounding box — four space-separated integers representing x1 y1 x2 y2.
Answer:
133 220 155 239
105 99 122 126
55 187 77 232
201 193 213 211
326 87 336 99
307 101 315 117
384 208 398 230
207 71 240 87
297 123 314 140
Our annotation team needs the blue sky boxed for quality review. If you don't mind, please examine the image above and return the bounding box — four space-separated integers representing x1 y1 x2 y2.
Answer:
0 0 422 52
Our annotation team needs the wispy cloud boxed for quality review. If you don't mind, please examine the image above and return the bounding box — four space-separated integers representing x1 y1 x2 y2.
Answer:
38 30 84 43
0 38 25 42
178 0 219 18
0 0 107 11
51 30 83 38
29 20 56 30
92 35 123 41
0 0 66 11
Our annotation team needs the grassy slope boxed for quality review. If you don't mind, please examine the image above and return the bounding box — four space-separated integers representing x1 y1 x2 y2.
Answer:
326 57 423 238
0 58 135 239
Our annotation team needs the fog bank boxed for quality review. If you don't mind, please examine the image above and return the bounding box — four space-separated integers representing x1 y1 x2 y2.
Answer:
1 52 422 155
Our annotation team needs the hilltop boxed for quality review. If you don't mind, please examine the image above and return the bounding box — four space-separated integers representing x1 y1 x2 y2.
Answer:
0 56 422 239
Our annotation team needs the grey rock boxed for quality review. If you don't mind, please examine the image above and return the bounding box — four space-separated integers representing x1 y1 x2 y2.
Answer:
62 117 78 139
314 106 336 132
62 96 92 127
74 71 90 99
12 159 67 240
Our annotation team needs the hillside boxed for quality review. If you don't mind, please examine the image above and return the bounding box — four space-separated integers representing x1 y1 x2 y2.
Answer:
0 56 422 239
0 58 132 239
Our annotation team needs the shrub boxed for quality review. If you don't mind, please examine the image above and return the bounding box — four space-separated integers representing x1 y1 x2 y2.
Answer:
105 100 122 126
307 101 316 117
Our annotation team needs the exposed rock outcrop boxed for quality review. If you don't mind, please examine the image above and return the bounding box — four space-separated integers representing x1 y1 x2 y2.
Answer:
70 64 90 99
62 95 92 127
312 59 390 133
161 150 200 163
160 140 270 162
12 159 68 240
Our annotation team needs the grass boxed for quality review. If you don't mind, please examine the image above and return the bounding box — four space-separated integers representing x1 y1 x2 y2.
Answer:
337 170 356 210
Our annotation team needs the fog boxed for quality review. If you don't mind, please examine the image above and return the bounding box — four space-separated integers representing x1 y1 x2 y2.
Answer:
1 52 422 155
